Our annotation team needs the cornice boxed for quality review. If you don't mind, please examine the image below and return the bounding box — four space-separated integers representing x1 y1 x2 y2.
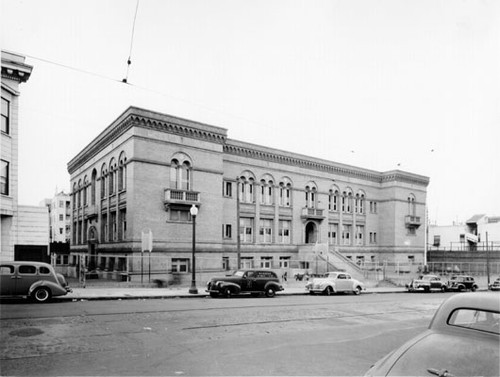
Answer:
224 141 384 183
68 107 227 174
1 51 33 83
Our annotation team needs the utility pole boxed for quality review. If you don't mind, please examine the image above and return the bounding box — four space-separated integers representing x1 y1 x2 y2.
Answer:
236 177 241 270
486 231 490 285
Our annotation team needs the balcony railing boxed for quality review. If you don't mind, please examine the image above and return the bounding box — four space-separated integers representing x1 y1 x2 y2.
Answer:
164 188 201 209
84 204 98 219
405 215 421 228
301 207 324 219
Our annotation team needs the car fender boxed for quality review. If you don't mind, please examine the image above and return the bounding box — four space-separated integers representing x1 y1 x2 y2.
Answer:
264 281 283 292
29 280 67 297
218 281 241 294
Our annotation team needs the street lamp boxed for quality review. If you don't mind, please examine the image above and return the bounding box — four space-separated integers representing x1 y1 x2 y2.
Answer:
189 204 199 294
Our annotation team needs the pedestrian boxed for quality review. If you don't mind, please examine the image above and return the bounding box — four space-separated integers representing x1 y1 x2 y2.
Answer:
283 271 287 282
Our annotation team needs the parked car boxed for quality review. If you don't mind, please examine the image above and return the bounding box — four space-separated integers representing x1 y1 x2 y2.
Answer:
206 270 283 298
365 292 500 376
305 271 365 295
489 277 500 291
0 261 72 303
406 274 446 292
446 275 479 292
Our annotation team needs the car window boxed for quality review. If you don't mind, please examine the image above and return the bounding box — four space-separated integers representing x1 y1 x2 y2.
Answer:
0 265 14 274
18 265 37 274
39 266 51 275
449 309 500 335
338 274 346 279
234 271 244 277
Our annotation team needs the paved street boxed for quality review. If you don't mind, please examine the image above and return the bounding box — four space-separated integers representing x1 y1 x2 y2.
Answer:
0 292 453 376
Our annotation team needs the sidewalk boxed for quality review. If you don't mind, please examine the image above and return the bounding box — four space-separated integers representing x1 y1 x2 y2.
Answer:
58 279 408 301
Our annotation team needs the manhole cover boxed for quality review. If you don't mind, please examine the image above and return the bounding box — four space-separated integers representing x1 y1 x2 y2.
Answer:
9 328 44 337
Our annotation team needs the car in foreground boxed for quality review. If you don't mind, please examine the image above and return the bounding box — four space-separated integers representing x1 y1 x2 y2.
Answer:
0 261 72 302
445 274 479 292
489 277 500 291
406 274 446 292
305 271 365 295
365 292 499 376
206 269 283 298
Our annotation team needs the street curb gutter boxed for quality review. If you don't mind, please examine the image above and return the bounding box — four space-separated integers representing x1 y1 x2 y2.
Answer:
54 289 410 302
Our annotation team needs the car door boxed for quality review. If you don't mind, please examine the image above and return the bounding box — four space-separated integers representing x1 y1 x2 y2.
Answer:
15 264 38 295
336 273 349 291
431 277 441 289
0 264 16 295
242 271 257 291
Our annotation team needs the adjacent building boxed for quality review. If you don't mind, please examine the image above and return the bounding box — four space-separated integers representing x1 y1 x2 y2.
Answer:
68 106 429 281
1 50 33 261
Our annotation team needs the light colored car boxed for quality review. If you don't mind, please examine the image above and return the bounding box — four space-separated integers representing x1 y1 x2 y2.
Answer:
406 274 447 292
0 261 72 303
305 271 365 295
365 292 500 376
489 277 500 291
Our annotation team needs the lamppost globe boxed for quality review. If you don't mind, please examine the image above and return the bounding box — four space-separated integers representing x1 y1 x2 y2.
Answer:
189 205 198 294
190 204 198 217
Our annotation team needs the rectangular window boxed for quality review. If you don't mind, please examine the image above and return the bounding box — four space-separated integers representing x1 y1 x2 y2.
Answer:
260 256 273 269
102 214 108 243
120 209 127 240
279 256 290 268
223 224 232 239
259 219 273 243
223 181 232 197
1 97 9 134
241 257 254 269
59 228 63 234
370 201 378 213
59 214 64 221
356 225 364 246
171 258 189 273
433 235 441 247
240 217 253 243
170 209 190 222
342 224 352 245
222 257 230 270
278 220 291 244
111 212 117 241
1 160 9 195
328 223 338 245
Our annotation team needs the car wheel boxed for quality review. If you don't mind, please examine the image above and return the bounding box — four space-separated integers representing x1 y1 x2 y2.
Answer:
209 292 219 298
424 286 430 293
223 287 231 298
458 285 465 292
32 287 51 303
353 286 362 295
471 286 477 292
324 286 333 296
265 287 276 298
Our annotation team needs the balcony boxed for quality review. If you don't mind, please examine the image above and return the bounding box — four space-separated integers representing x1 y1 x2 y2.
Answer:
405 215 421 228
301 207 325 220
84 204 98 219
164 188 201 210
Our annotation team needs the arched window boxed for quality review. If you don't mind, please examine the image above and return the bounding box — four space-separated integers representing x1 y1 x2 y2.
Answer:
91 169 97 205
82 176 88 206
259 174 274 205
329 185 340 211
279 177 292 207
170 154 192 190
100 164 107 199
72 183 77 210
118 152 127 191
77 180 82 208
342 188 353 213
355 190 366 214
305 183 317 208
109 159 116 196
238 171 256 203
408 194 416 216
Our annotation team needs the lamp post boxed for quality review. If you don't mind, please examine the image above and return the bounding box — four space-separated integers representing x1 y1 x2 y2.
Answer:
189 204 199 294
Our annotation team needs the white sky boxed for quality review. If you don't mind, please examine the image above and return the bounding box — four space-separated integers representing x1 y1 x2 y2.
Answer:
2 0 499 225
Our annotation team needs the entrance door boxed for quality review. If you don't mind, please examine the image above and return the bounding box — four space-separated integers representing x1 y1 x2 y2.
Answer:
305 222 317 244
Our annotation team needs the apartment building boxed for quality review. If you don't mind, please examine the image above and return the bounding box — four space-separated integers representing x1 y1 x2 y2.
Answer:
68 106 429 278
1 50 33 261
